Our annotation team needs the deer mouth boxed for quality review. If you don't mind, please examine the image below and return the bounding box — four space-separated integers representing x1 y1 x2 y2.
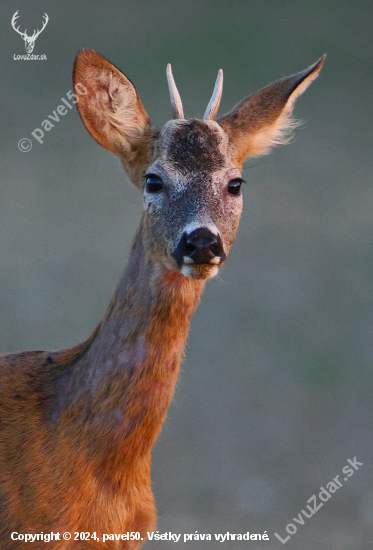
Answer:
180 262 220 280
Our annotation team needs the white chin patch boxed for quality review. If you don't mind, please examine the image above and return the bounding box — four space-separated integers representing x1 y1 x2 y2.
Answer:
181 264 219 280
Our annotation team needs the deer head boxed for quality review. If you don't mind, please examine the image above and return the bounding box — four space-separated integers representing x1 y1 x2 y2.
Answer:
11 11 48 54
74 50 325 280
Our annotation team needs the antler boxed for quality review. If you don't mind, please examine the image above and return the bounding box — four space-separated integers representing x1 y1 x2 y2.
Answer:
203 69 223 120
31 13 49 39
166 64 184 119
11 11 26 39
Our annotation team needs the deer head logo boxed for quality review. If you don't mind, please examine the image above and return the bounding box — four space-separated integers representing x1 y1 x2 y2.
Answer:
11 11 48 54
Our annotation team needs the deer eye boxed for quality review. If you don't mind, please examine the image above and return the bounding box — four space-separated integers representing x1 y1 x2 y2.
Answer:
227 178 243 196
146 175 163 193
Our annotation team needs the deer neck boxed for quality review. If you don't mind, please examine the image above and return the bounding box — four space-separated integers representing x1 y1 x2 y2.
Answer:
63 215 205 463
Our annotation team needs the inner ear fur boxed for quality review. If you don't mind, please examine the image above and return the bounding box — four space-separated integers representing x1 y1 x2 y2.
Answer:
218 56 326 169
73 49 155 186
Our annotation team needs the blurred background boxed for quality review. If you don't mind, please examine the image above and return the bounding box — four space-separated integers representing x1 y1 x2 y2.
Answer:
1 1 372 548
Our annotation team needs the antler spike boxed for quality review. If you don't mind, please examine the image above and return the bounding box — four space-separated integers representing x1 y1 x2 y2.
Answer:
166 64 184 120
203 69 223 120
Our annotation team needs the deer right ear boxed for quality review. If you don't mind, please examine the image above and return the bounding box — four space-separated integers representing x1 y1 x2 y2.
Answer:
73 49 154 186
218 56 326 170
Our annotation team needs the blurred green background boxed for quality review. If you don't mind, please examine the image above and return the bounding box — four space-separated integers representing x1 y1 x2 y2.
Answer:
1 1 372 548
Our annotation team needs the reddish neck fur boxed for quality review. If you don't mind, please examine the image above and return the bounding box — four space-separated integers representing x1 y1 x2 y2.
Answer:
57 215 205 484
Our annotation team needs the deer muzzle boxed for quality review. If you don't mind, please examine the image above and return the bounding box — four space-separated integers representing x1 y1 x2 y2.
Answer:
172 227 226 268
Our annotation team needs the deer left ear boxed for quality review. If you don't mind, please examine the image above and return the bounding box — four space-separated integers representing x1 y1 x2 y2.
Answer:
218 55 326 169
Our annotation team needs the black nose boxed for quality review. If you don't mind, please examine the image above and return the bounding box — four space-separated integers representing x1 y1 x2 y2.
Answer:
172 227 226 267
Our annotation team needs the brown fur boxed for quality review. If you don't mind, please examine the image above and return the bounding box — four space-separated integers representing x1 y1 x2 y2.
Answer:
0 224 204 549
0 50 324 549
218 55 326 168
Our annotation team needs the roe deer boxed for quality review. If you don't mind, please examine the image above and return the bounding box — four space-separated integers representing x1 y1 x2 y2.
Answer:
0 50 325 549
